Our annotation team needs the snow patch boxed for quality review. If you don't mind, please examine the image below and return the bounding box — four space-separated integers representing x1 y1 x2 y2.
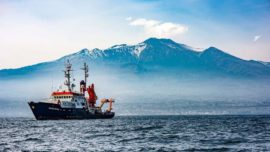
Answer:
167 44 177 49
133 43 147 57
184 45 204 52
110 44 127 49
89 48 104 59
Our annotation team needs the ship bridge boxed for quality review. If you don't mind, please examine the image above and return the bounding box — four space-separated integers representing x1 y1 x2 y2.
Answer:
51 91 86 108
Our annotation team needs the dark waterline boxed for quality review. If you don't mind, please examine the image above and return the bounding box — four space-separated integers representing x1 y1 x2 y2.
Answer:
0 115 270 151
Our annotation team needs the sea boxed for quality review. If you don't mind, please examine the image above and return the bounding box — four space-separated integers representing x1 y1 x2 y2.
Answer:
0 115 269 151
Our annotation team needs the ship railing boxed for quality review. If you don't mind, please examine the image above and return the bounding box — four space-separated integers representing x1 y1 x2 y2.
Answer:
38 97 55 103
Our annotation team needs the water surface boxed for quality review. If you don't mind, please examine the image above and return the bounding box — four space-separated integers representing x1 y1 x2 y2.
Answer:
0 115 270 151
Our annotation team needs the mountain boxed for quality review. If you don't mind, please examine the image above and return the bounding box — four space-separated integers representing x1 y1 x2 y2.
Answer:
199 47 270 77
1 38 270 79
258 61 270 67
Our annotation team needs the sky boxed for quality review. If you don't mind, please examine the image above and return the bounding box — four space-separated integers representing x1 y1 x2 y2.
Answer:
0 0 269 69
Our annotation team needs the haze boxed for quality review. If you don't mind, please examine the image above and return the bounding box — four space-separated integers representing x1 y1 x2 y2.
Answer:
0 66 270 117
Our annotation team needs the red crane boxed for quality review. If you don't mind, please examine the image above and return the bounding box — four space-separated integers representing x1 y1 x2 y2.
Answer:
87 83 97 107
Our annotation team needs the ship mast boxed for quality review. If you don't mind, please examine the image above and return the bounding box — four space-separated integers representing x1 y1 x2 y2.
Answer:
64 60 72 91
81 62 89 86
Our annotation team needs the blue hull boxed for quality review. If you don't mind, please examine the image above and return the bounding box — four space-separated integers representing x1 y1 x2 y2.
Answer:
28 101 115 120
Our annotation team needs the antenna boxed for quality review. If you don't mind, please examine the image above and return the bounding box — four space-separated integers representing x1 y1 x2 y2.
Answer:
81 62 89 86
64 59 72 91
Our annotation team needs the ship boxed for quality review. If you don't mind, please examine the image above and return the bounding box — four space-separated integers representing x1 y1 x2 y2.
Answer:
28 60 115 120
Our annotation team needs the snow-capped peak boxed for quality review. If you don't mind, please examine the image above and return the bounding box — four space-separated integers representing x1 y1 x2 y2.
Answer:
133 43 147 57
78 48 90 55
89 48 104 58
110 44 128 49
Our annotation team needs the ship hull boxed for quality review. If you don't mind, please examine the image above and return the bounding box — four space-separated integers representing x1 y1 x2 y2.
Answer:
28 101 115 120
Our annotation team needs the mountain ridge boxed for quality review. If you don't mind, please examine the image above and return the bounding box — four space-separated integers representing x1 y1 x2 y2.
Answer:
1 38 270 79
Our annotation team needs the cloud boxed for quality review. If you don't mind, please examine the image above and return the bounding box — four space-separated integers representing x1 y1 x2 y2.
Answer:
254 35 261 42
127 18 188 38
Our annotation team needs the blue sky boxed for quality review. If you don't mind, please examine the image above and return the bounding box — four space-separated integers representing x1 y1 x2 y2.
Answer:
0 0 269 68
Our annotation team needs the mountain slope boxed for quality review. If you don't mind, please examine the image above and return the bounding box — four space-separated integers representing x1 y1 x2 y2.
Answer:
199 47 270 77
138 38 199 67
1 38 270 79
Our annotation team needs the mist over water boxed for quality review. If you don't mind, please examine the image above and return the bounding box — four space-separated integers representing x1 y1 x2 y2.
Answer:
0 67 270 117
0 62 270 151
